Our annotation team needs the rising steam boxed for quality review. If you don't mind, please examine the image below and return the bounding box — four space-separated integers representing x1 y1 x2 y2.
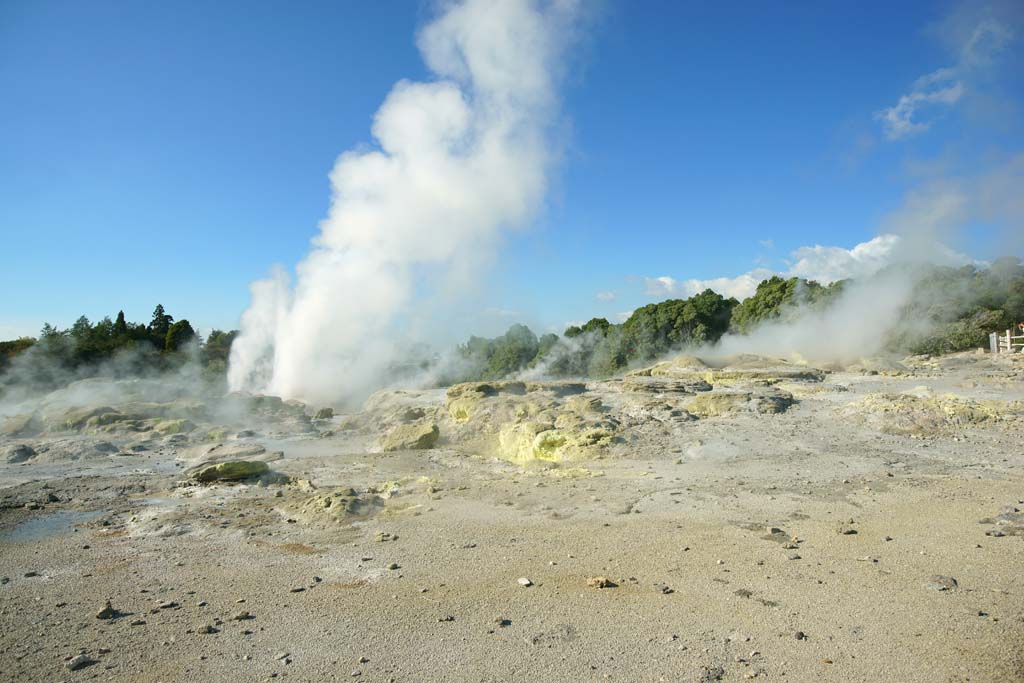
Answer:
229 0 578 405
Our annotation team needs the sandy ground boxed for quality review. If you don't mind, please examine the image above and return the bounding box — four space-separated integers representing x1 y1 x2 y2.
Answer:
1 353 1023 682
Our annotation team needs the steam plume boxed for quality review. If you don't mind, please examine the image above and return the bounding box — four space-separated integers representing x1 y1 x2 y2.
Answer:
229 0 577 405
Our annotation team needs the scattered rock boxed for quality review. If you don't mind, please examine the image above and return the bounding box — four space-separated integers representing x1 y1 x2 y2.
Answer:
95 600 118 619
586 576 616 589
197 624 218 634
517 577 534 587
65 654 96 671
926 575 958 592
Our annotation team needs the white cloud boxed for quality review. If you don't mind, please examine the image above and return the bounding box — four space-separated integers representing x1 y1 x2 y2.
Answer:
875 8 1017 141
788 235 901 283
875 80 964 140
595 291 616 301
645 232 938 300
645 269 774 300
958 17 1013 67
615 311 633 323
644 230 978 304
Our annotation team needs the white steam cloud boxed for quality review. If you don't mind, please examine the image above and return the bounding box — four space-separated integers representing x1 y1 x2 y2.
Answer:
229 0 578 405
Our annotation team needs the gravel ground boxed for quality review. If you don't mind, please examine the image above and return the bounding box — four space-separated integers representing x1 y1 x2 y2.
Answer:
1 354 1023 682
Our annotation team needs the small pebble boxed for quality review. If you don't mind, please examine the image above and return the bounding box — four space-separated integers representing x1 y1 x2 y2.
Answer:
65 654 95 671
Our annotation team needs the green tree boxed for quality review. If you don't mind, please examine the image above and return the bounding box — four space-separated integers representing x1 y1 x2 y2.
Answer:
70 315 92 340
113 310 128 336
0 337 35 373
618 289 736 362
93 316 114 341
565 317 611 338
165 319 196 352
729 276 841 334
536 333 559 358
149 304 174 337
203 330 238 364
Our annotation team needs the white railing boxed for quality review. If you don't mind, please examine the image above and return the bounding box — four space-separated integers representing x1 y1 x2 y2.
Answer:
990 329 1024 353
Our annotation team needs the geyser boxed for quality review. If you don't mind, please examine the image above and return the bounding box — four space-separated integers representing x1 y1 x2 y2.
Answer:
228 0 578 405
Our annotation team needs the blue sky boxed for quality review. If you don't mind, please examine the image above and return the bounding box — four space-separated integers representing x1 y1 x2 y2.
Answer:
1 0 1022 340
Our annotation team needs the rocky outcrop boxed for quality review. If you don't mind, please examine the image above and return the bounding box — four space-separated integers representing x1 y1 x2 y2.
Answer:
3 444 37 464
290 488 385 524
634 354 825 385
153 419 196 435
841 387 1023 436
190 460 270 483
442 381 619 464
0 413 42 437
380 422 440 451
686 387 795 417
496 423 616 463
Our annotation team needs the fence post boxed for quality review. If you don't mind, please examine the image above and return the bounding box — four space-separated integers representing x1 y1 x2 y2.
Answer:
1008 329 1014 353
990 332 998 354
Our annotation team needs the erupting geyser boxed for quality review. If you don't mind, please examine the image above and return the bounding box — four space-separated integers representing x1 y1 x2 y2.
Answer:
228 0 579 405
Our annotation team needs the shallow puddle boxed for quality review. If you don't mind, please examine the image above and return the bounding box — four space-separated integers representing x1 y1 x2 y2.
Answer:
0 510 103 543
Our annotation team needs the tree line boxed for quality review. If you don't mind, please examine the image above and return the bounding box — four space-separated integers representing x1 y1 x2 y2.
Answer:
3 258 1022 389
0 305 238 379
451 257 1024 381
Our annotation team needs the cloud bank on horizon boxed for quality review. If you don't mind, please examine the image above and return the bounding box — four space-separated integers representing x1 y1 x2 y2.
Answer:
644 233 979 301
